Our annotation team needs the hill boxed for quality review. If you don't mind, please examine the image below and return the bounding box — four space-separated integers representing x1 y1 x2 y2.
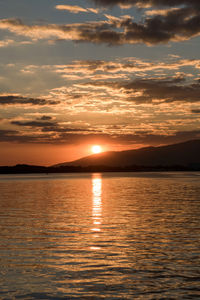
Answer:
53 139 200 168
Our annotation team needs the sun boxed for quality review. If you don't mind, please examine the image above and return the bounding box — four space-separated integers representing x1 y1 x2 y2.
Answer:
91 145 102 154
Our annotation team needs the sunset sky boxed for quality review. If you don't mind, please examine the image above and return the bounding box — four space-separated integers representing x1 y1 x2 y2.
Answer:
0 0 200 166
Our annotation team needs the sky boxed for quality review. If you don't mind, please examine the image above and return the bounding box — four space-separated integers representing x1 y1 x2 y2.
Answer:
0 0 200 166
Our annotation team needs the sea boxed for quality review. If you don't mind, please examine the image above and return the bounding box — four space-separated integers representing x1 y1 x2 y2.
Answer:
0 172 199 299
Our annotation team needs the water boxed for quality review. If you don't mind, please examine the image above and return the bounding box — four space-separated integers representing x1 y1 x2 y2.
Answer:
0 172 199 299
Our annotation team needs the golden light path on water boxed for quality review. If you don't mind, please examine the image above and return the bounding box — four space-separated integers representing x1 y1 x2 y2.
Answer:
91 174 102 251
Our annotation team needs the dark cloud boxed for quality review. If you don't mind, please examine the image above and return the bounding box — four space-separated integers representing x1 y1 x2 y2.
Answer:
39 116 53 121
91 0 200 8
0 129 18 137
191 109 200 113
88 0 200 45
0 129 43 143
0 95 59 106
86 77 200 104
124 77 200 103
41 127 96 133
11 120 56 127
77 8 200 45
10 120 101 133
88 1 200 45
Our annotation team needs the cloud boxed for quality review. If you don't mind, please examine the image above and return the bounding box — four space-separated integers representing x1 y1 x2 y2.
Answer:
0 129 38 143
41 127 94 133
18 58 199 94
11 120 56 127
1 5 200 46
90 0 200 8
191 109 200 113
145 8 180 16
0 95 59 106
0 39 15 47
55 5 99 14
88 8 100 14
0 129 18 137
53 57 200 77
10 119 101 133
55 5 88 14
38 115 53 121
121 77 200 104
82 77 200 104
0 39 33 48
1 127 200 146
114 130 200 145
0 18 123 44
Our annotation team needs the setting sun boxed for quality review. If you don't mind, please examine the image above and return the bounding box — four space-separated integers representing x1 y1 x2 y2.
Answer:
91 145 102 154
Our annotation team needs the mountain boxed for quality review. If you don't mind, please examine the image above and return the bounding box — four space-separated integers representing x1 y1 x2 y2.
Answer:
53 139 200 168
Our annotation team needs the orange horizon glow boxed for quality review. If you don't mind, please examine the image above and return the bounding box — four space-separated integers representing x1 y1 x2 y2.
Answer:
0 142 145 166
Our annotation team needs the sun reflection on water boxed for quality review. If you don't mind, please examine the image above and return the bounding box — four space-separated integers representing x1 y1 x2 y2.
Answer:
91 174 102 249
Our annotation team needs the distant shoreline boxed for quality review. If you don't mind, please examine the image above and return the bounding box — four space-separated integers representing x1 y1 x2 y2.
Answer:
0 164 200 174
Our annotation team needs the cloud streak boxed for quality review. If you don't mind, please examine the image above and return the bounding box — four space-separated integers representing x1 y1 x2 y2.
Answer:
52 57 200 77
79 77 200 104
0 39 14 47
55 5 99 14
0 95 59 106
11 120 57 127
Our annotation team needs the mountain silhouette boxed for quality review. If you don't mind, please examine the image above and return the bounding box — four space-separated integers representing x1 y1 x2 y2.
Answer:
53 139 200 168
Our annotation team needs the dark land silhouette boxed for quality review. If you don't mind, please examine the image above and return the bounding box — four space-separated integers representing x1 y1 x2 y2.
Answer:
1 139 200 174
53 139 200 168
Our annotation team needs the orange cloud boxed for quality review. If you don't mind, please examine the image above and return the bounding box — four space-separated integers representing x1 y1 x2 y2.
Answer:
55 5 100 14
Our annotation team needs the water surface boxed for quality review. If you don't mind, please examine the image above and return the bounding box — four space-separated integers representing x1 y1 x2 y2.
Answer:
0 172 200 299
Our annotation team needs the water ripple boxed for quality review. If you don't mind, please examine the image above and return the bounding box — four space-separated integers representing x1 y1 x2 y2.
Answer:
0 172 200 299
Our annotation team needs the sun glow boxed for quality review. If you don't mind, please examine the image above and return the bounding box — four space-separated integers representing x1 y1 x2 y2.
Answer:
91 145 102 154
